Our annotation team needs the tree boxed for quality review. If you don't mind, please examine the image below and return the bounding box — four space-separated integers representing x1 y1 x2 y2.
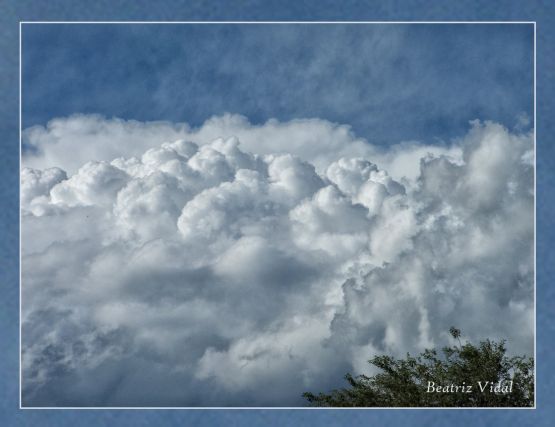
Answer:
303 328 534 407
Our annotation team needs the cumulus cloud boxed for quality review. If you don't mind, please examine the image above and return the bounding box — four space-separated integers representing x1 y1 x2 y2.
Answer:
22 113 462 181
21 116 533 406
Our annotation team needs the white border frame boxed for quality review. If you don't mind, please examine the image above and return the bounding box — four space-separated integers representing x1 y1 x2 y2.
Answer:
19 20 537 410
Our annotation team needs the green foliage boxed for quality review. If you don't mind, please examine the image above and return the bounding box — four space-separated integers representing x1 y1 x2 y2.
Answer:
303 328 534 407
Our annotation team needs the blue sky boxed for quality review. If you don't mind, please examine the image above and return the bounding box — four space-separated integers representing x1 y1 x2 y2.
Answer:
22 23 533 144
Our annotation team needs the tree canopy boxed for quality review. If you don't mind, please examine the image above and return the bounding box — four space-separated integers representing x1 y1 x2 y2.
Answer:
303 328 534 407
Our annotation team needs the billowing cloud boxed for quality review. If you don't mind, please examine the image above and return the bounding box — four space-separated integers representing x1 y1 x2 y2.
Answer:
21 116 533 407
22 113 462 180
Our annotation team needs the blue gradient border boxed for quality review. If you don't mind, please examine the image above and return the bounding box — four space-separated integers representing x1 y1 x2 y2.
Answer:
1 1 554 425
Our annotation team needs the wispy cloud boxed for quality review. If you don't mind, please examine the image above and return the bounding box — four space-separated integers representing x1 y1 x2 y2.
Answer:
22 24 533 144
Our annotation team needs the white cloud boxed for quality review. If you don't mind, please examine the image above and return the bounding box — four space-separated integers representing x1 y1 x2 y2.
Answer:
22 113 460 180
21 116 533 406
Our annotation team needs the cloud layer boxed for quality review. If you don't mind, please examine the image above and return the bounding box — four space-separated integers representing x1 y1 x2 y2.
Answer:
21 116 534 406
22 24 534 146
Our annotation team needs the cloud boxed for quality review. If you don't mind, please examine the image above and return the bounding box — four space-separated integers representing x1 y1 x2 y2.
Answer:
23 24 533 146
21 116 533 406
22 113 462 181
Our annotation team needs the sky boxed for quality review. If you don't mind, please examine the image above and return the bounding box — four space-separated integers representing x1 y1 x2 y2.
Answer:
20 23 534 407
22 24 533 145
